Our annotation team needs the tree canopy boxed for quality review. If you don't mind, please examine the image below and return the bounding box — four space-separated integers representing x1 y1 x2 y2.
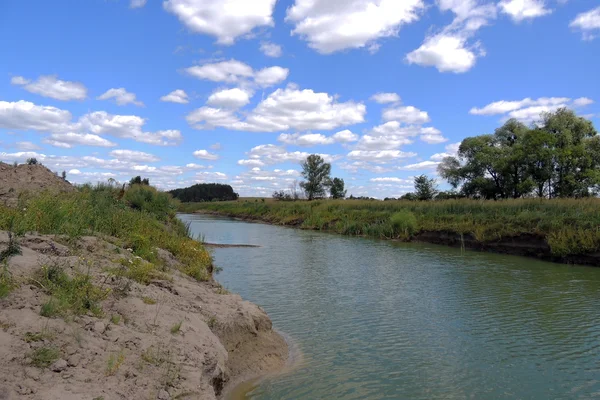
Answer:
300 154 332 200
169 183 239 202
438 109 600 199
330 178 346 199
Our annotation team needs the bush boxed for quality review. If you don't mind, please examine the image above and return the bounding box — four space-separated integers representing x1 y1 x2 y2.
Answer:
391 211 418 239
123 185 177 221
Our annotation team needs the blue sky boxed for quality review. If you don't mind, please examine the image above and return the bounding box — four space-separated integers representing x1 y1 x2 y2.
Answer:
1 0 599 198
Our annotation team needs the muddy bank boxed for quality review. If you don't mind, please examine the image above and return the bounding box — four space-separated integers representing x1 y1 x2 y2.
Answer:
0 232 287 400
195 211 600 267
202 243 260 249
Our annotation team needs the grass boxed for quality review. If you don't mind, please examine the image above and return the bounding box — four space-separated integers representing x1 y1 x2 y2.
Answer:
0 183 212 282
181 198 600 257
110 314 121 325
170 321 182 335
105 350 126 376
142 296 156 305
29 346 60 368
36 262 109 318
0 263 16 298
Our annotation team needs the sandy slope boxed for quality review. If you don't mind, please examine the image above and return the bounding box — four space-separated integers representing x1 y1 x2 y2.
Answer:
0 163 75 207
0 232 287 399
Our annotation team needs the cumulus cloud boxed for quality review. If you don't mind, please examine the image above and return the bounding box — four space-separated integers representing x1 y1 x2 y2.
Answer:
470 96 593 122
187 85 366 132
332 130 359 143
239 144 338 166
285 0 425 54
0 100 73 132
398 160 440 170
278 133 335 146
44 133 117 148
160 89 189 104
97 88 144 106
407 0 496 73
382 105 430 124
163 0 276 45
109 149 159 162
185 60 288 88
13 141 41 151
498 0 551 22
370 177 412 184
370 92 401 104
10 75 87 101
347 150 416 163
193 149 219 160
130 0 147 8
430 142 461 161
207 88 252 108
260 41 282 57
570 6 600 40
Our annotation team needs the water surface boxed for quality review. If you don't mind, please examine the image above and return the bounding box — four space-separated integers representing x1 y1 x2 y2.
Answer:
179 214 600 400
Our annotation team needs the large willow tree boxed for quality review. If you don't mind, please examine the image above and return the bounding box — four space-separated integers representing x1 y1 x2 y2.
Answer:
438 109 600 199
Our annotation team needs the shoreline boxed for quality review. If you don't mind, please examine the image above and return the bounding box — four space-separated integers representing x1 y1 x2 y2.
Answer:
194 210 600 267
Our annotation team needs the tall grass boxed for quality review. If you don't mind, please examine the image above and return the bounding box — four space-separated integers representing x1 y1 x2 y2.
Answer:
181 198 600 257
0 184 212 281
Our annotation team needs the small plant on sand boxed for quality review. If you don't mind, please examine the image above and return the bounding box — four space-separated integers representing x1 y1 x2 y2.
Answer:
141 344 170 366
207 316 217 329
142 296 156 305
0 263 16 299
170 321 182 335
35 262 109 318
110 314 121 325
23 324 54 343
105 350 126 376
0 230 21 263
29 346 60 368
114 258 166 285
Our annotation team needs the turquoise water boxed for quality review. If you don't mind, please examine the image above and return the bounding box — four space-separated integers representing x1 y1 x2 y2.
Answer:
179 214 600 400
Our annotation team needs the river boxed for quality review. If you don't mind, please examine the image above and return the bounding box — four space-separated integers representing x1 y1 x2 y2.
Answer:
178 213 600 400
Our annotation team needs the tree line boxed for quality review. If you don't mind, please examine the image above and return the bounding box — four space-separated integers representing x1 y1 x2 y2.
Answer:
438 108 600 199
169 183 239 202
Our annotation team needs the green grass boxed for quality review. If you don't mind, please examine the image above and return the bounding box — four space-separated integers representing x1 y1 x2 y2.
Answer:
0 264 15 298
105 350 126 376
142 296 156 305
170 321 182 335
181 198 600 257
0 184 212 282
29 346 60 368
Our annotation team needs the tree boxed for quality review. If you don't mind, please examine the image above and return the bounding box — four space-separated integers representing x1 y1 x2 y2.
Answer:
300 155 331 200
289 179 301 200
130 176 150 186
330 177 346 199
169 183 239 202
26 158 39 165
414 175 438 201
61 170 67 180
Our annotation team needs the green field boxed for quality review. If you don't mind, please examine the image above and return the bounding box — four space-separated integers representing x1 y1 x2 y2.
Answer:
179 199 600 259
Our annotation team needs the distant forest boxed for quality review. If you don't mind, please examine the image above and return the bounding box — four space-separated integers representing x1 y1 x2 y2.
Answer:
169 183 239 202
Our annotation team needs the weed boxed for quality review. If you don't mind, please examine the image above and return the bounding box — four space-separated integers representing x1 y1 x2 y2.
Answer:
207 316 217 329
141 344 170 366
0 231 21 263
23 327 54 343
0 320 14 331
170 321 182 335
390 211 418 239
142 296 156 305
110 314 121 325
0 263 16 298
29 346 60 368
215 286 229 295
105 350 126 376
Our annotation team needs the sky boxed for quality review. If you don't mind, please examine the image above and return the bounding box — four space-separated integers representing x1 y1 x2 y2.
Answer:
1 0 599 198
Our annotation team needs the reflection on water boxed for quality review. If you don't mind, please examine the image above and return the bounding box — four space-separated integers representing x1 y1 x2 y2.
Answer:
179 214 600 400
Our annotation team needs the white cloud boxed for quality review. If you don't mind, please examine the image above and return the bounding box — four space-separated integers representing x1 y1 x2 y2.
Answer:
332 129 359 143
10 75 87 101
245 144 338 165
14 141 41 151
406 33 481 73
407 0 496 73
382 105 430 123
163 0 276 45
160 89 189 104
499 0 551 22
207 88 252 108
254 66 290 87
97 88 144 106
195 171 228 181
238 159 266 167
260 41 282 57
430 142 461 160
286 0 425 54
109 149 159 162
278 133 335 146
187 85 366 132
347 150 416 163
193 149 219 160
130 0 147 8
470 97 572 115
570 7 600 40
420 133 448 144
370 177 412 184
371 92 401 104
44 133 117 148
573 97 594 107
185 60 288 87
0 100 73 132
399 160 440 170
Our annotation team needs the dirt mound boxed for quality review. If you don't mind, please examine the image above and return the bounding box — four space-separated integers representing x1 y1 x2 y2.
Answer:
0 163 75 207
0 232 288 399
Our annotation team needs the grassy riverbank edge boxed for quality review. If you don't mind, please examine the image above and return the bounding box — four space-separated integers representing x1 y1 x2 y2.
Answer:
0 184 288 399
180 199 600 267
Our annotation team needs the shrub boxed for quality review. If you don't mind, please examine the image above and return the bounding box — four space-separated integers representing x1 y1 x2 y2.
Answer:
29 346 60 368
388 211 417 239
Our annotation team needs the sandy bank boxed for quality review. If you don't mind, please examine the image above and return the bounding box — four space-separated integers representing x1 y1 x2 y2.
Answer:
0 231 287 399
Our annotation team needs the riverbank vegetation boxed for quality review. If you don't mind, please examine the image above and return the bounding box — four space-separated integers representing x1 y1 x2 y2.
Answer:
0 182 212 281
169 183 239 202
